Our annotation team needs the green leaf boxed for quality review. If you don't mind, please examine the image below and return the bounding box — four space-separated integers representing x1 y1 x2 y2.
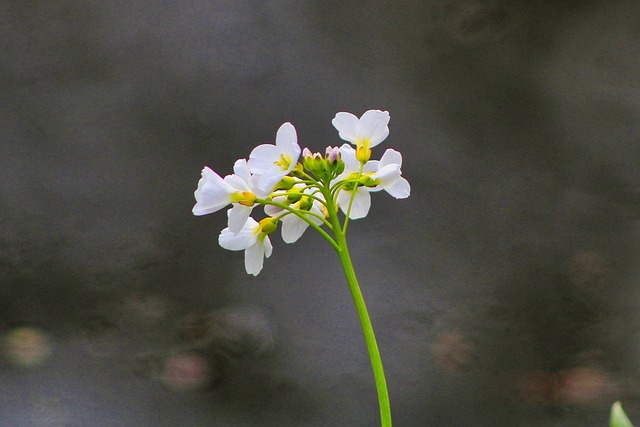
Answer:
611 401 634 427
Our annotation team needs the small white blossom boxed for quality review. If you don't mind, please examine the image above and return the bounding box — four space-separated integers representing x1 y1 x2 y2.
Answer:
367 149 411 199
193 159 267 234
192 167 237 216
248 122 301 194
332 110 390 161
218 215 274 276
333 144 410 219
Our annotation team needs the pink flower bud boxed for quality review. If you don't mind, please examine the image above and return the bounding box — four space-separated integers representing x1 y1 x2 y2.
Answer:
325 146 341 163
302 147 313 158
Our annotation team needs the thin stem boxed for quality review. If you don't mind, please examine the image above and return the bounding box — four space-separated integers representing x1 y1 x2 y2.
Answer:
324 194 392 427
262 197 333 230
274 188 328 207
257 198 339 251
342 162 364 235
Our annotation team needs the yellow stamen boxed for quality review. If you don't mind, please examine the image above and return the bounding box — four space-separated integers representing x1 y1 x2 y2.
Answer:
274 153 292 170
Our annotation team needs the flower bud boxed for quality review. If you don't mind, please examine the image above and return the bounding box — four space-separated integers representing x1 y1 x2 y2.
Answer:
359 175 378 188
299 195 314 211
325 146 340 163
356 145 371 163
285 187 303 203
274 176 296 191
258 217 278 235
302 147 313 159
325 146 345 175
302 148 323 172
290 162 306 178
301 148 329 180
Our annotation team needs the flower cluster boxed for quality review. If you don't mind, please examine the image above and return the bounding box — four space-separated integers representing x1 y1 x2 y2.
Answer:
193 110 410 276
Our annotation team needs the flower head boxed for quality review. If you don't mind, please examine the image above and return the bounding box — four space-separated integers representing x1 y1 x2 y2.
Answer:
193 159 267 234
332 110 390 162
332 144 410 219
192 167 237 216
248 122 301 194
367 148 411 199
218 215 276 276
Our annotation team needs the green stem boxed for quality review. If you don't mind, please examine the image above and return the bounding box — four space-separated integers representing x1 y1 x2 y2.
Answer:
342 162 365 235
324 194 391 427
257 198 339 251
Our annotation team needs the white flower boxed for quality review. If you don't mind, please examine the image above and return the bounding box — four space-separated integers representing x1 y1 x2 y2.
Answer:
193 159 268 234
248 122 301 194
333 144 410 219
192 167 237 216
332 110 390 161
218 215 274 276
367 149 411 199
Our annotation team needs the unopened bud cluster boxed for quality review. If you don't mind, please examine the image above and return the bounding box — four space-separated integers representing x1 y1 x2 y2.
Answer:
302 146 345 180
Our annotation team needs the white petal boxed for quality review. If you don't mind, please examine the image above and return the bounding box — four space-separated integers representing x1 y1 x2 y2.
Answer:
193 167 234 216
262 236 273 258
232 158 252 183
375 164 401 187
219 218 258 250
368 185 384 193
332 112 359 143
244 243 265 276
264 204 284 217
348 188 372 219
249 174 271 198
254 172 284 194
275 123 300 162
281 214 309 243
247 144 279 174
309 203 326 225
359 110 390 147
379 148 402 168
224 174 250 192
384 176 411 199
337 188 371 219
228 204 252 234
336 189 352 213
363 160 379 174
338 144 360 172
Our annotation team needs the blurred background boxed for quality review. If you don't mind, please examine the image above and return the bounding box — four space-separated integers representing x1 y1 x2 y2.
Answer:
2 0 640 425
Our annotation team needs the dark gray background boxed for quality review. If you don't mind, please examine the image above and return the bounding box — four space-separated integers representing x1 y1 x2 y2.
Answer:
2 1 640 425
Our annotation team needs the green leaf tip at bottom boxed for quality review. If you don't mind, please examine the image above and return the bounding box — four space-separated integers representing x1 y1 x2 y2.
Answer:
611 401 634 427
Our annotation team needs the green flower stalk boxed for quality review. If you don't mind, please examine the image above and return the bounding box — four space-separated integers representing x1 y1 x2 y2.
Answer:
193 109 410 426
611 401 634 427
